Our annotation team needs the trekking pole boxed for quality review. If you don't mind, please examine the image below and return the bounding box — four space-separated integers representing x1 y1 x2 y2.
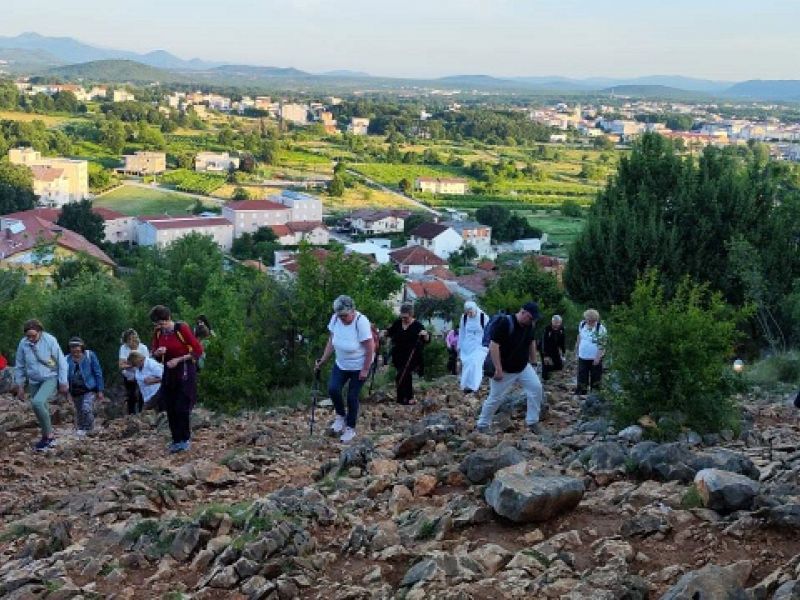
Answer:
368 352 379 396
309 367 320 437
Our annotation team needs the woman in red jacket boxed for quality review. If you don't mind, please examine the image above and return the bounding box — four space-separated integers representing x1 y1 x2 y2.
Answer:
150 305 204 453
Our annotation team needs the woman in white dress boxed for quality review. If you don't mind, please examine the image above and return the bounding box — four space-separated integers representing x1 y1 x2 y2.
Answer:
458 301 488 393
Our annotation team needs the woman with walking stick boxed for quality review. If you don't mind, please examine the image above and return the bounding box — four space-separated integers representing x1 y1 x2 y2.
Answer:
385 303 430 405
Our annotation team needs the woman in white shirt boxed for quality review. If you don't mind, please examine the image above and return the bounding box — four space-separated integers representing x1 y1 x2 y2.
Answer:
575 309 607 395
119 329 149 414
127 351 163 408
315 295 374 444
459 301 488 394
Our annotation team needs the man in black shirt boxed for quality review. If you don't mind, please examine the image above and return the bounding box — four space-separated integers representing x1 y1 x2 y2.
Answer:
476 302 545 434
539 314 566 381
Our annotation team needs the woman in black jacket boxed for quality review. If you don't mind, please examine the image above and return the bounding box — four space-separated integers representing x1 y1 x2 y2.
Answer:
385 303 430 405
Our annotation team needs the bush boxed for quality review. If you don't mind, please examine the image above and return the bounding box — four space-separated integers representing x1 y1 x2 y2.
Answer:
609 272 747 435
421 339 448 381
745 352 800 388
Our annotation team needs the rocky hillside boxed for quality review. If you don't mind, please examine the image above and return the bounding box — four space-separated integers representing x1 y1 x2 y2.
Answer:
1 367 799 599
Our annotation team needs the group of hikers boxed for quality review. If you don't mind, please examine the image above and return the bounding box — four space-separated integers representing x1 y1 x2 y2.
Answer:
7 306 209 453
319 295 607 443
3 295 608 450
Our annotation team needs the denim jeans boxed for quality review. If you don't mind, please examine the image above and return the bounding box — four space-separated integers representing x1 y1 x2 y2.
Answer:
72 392 95 431
328 363 365 429
477 364 543 428
29 377 57 436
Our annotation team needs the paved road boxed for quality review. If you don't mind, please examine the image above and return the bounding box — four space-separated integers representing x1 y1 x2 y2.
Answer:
346 170 440 216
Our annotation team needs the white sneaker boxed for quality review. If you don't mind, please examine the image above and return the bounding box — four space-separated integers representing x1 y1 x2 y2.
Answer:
331 415 346 434
340 427 356 443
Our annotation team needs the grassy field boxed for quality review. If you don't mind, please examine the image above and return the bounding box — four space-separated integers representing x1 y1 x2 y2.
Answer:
94 185 208 216
323 183 416 210
523 211 586 256
351 163 469 186
0 110 76 127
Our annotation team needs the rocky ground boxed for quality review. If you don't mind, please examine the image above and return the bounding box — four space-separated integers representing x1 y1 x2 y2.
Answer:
1 366 799 600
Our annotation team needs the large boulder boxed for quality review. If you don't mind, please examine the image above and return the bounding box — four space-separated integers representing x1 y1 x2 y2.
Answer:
630 442 697 483
761 504 800 529
693 448 760 481
659 562 751 600
578 441 629 471
693 469 759 514
460 445 526 484
773 581 800 600
484 463 584 523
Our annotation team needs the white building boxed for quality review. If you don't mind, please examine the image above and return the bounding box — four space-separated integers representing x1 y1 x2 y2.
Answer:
349 209 409 234
136 216 234 250
344 241 391 264
348 117 370 136
443 221 493 257
414 177 469 195
280 103 309 125
222 199 291 238
274 190 323 222
113 89 136 103
195 152 240 172
121 152 167 175
8 147 89 207
408 222 463 259
512 238 543 253
388 245 447 275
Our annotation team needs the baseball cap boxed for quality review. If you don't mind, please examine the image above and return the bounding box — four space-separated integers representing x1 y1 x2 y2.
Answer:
521 302 541 320
68 336 85 348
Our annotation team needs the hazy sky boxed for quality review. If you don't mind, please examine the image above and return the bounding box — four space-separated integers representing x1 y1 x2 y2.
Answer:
2 0 798 80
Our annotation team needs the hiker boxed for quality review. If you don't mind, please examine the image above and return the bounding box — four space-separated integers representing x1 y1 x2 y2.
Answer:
13 319 68 450
194 314 215 338
446 326 459 375
65 337 104 436
127 351 164 409
0 352 11 393
315 295 375 444
540 314 566 381
194 323 211 371
119 329 149 415
575 309 607 395
385 303 430 406
476 302 544 434
150 305 204 453
458 300 488 394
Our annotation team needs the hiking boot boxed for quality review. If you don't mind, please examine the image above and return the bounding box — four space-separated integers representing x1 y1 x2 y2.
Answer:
340 427 357 444
34 437 56 451
527 422 545 435
476 424 492 435
331 415 346 434
170 441 190 454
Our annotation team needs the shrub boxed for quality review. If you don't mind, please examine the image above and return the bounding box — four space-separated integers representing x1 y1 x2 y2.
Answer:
745 351 800 388
609 271 747 435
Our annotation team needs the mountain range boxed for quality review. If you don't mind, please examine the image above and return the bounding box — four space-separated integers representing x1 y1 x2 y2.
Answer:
1 32 799 101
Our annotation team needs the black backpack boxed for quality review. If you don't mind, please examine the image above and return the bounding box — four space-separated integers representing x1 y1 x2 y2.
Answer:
461 311 487 331
481 314 515 377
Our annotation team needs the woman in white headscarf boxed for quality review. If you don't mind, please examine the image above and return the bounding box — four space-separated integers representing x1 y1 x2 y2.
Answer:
458 300 488 393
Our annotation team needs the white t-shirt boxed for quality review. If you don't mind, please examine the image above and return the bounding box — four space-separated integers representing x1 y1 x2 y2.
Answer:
328 312 372 371
577 322 607 360
119 343 150 380
135 357 163 404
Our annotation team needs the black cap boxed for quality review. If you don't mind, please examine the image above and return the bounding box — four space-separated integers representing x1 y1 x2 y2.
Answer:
521 302 541 320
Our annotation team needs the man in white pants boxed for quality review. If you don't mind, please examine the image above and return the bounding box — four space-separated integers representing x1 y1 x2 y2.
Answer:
476 302 544 434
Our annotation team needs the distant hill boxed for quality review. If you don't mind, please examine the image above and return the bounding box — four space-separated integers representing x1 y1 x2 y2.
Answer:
724 80 800 101
46 60 188 84
0 32 218 71
0 47 64 72
209 64 310 79
600 84 711 101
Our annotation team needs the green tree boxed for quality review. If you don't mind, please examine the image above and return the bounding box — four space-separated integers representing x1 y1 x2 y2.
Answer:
57 199 105 246
0 159 37 215
480 258 565 320
609 272 746 435
328 175 345 197
232 186 251 201
399 177 412 195
0 270 50 361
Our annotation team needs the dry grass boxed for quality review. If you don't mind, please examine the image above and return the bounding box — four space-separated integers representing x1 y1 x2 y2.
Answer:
0 110 74 127
324 183 416 210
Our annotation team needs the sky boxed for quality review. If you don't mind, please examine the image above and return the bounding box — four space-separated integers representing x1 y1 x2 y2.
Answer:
2 0 799 80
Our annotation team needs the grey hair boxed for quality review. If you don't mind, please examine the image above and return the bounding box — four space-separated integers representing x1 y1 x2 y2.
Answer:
333 295 356 314
551 314 563 323
400 302 414 316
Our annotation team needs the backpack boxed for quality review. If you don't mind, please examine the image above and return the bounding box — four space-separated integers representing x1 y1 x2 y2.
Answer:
461 311 487 331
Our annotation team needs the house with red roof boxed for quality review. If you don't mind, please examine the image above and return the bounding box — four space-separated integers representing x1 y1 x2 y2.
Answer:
408 222 463 259
135 215 234 250
0 213 114 282
388 245 447 275
404 280 453 302
6 207 136 244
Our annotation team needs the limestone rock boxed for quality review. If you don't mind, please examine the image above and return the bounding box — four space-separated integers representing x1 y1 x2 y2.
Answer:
484 463 584 523
459 445 526 484
693 468 759 514
660 562 751 600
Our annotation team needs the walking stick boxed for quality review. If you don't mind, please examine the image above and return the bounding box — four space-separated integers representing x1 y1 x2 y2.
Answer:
309 367 320 436
397 342 422 403
367 352 379 395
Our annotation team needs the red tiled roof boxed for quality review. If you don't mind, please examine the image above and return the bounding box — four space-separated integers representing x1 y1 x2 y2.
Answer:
224 200 288 211
29 165 65 182
143 217 232 231
281 249 332 273
0 215 114 267
410 222 450 240
533 255 565 269
424 266 455 280
406 280 452 300
388 245 446 267
270 224 291 237
477 259 496 271
455 270 497 295
92 207 127 221
286 221 325 233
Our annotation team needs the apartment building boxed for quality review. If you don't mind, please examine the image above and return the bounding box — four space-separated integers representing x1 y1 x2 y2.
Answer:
121 151 167 175
280 103 309 125
8 147 89 207
222 199 291 237
136 216 234 250
348 117 370 136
